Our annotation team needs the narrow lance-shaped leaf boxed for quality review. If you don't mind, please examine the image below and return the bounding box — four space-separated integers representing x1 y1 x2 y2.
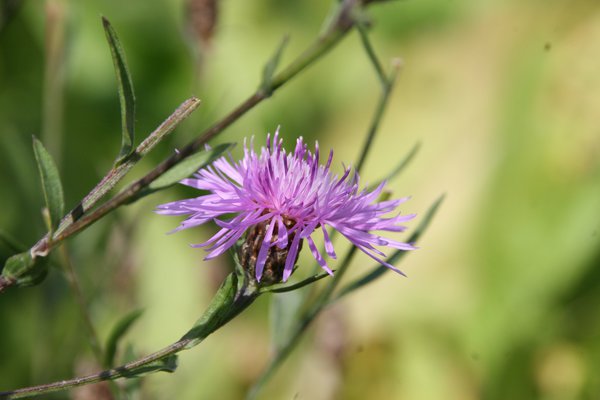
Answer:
102 16 136 164
260 36 289 95
33 136 65 231
181 252 261 349
333 194 445 301
356 20 387 86
122 355 178 378
104 309 144 367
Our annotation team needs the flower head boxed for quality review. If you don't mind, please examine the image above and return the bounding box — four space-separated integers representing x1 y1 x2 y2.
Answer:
156 130 416 283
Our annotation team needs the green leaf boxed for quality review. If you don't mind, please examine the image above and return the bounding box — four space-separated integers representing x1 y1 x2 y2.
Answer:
104 309 144 367
1 251 49 288
137 143 234 199
180 261 261 349
32 136 65 231
269 291 304 353
180 271 238 348
102 16 136 164
260 36 289 95
334 194 445 301
122 355 178 378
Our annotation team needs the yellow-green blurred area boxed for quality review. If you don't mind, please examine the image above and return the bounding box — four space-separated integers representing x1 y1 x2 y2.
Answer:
1 0 600 399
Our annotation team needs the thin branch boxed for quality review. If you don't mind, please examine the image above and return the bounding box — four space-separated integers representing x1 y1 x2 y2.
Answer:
356 22 387 88
0 339 190 399
355 36 401 172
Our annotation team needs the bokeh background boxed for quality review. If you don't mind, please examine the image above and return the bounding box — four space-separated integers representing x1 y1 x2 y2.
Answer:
1 0 600 399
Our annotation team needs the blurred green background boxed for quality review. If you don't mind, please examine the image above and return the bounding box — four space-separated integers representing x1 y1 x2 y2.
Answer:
1 0 600 399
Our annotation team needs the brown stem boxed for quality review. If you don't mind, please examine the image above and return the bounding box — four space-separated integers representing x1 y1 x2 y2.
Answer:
0 339 191 399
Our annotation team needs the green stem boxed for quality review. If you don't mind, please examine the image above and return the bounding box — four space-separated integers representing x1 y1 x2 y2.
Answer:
356 22 387 88
0 272 260 399
354 25 401 173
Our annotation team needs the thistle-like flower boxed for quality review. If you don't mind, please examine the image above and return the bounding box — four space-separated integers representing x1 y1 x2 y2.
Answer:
156 130 416 283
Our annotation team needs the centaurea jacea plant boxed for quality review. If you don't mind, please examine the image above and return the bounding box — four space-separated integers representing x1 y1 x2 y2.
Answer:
0 2 440 397
157 130 416 284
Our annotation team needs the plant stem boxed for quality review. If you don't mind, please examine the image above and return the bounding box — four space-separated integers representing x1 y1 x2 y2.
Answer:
0 340 190 399
354 22 401 173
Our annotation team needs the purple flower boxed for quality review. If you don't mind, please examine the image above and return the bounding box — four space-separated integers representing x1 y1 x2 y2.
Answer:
156 130 416 282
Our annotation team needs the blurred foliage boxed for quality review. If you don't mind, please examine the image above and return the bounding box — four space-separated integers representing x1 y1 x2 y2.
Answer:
1 0 600 399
